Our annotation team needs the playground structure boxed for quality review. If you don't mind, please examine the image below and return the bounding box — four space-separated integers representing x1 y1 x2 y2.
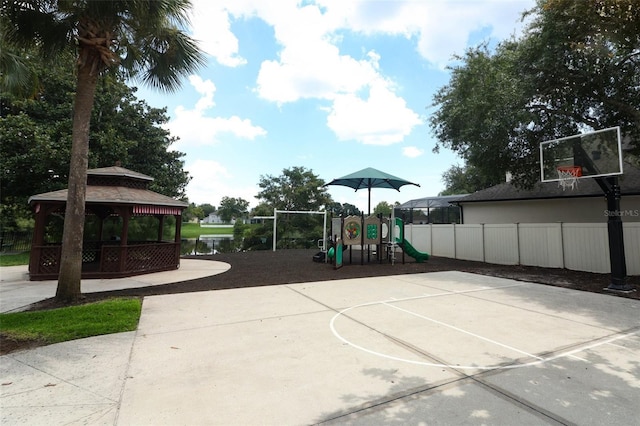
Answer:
327 213 429 269
250 208 429 268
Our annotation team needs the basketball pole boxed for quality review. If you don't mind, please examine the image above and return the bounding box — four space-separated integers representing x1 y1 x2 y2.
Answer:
543 127 633 293
571 135 632 293
595 176 633 292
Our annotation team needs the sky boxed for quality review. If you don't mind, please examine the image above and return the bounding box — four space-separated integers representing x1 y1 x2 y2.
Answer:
136 0 536 213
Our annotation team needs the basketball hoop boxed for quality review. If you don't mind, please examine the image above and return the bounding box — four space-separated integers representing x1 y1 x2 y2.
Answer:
557 166 582 191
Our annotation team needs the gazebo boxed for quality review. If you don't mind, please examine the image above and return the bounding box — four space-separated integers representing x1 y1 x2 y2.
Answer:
28 166 188 280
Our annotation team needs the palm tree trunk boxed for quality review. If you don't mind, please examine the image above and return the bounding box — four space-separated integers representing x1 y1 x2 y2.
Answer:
56 62 98 302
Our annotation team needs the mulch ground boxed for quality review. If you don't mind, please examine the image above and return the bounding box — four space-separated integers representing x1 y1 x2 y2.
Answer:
2 249 638 354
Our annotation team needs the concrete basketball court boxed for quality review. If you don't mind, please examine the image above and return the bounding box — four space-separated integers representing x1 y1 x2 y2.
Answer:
2 267 639 425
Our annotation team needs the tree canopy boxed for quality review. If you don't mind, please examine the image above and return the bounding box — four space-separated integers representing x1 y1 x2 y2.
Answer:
248 167 331 251
218 197 250 222
0 53 190 231
431 0 639 192
438 164 494 196
256 166 332 211
373 201 393 216
326 202 362 217
199 203 216 217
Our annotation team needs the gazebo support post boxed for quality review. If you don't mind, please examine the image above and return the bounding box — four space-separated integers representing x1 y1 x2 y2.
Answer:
119 209 130 273
29 204 62 276
157 215 165 241
97 216 104 242
29 204 47 274
174 214 182 262
115 210 124 244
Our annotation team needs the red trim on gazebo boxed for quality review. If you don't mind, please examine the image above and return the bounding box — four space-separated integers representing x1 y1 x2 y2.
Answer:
133 205 182 215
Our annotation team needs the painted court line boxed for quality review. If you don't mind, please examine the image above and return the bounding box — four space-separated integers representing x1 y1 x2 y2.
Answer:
540 330 640 364
568 354 589 362
381 301 543 361
330 290 640 371
387 282 530 304
605 342 634 351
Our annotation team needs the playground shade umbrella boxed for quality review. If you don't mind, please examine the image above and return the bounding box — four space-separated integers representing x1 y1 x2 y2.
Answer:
323 167 420 214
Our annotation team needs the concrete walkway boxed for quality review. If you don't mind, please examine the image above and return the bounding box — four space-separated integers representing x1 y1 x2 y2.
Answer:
0 259 230 313
1 262 639 425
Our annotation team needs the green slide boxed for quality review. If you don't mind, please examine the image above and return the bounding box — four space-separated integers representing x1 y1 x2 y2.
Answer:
398 238 430 263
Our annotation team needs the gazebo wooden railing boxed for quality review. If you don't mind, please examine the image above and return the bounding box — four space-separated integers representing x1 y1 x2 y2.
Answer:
29 240 181 280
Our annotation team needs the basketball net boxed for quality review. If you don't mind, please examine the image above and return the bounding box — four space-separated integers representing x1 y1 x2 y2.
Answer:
557 166 581 191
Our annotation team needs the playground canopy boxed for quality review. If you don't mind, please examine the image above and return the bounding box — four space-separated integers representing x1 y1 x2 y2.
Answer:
324 167 420 214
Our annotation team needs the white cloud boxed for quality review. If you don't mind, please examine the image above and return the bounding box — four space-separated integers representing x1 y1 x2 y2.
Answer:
189 1 247 66
186 159 258 207
167 76 266 149
403 146 424 158
187 0 531 146
191 0 532 69
326 80 421 145
236 1 422 146
188 75 216 110
170 111 266 148
256 44 379 103
323 0 532 67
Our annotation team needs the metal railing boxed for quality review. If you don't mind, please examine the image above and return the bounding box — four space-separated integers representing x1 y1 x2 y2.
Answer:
0 230 33 253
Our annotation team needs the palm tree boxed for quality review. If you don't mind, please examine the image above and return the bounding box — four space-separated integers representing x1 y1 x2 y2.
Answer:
2 0 205 302
0 14 39 96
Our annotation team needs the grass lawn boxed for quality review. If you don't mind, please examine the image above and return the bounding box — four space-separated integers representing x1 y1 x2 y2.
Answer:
0 298 142 345
0 251 30 267
181 222 234 238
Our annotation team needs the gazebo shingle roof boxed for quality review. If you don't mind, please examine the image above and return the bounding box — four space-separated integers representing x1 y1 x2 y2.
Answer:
27 166 188 208
87 166 154 182
28 186 187 207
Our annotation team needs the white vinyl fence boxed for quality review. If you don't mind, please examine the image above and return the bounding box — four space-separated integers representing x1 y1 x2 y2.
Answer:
404 222 640 276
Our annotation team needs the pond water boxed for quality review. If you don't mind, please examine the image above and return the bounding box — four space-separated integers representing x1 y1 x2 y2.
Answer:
181 234 236 255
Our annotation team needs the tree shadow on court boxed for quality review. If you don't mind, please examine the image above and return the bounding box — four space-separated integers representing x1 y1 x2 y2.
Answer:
469 274 640 335
309 271 639 424
315 367 471 425
313 345 640 425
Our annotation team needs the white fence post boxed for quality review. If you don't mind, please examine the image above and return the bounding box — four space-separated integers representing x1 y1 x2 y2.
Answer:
560 222 565 269
516 223 520 265
453 223 457 260
482 223 485 262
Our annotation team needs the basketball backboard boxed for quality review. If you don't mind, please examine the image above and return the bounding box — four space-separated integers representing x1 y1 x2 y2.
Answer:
540 126 623 183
